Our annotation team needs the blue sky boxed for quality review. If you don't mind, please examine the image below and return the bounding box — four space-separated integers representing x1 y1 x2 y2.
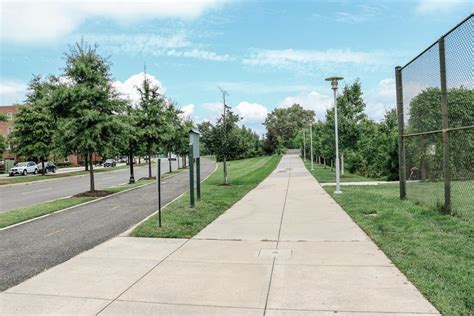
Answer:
1 0 472 134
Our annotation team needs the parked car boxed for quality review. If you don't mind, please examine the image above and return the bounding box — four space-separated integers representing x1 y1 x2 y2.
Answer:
37 161 56 174
169 153 177 161
9 161 38 176
103 159 116 167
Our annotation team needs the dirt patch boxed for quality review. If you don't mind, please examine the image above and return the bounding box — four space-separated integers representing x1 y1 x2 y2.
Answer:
140 176 156 180
73 190 114 198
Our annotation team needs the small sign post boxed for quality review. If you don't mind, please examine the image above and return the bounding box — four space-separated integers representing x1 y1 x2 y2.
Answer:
189 129 201 207
157 158 162 227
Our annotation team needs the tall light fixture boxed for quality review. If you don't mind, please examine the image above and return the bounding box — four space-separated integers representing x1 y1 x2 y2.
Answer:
303 129 306 161
325 76 344 194
310 123 314 170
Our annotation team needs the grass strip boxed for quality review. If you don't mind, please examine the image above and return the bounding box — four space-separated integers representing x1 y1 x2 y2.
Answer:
131 155 281 238
0 169 185 229
324 184 473 315
0 163 149 186
303 159 376 183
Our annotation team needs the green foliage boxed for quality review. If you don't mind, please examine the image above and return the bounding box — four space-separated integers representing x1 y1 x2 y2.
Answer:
53 40 126 160
200 110 263 161
263 103 315 153
11 76 56 171
296 81 399 180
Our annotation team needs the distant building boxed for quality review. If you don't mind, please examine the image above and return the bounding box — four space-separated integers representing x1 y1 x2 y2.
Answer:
0 105 21 160
0 105 83 166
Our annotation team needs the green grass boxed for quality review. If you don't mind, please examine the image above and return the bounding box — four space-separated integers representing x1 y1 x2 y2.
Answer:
0 163 148 186
131 155 281 238
303 159 376 183
405 180 474 223
0 197 95 228
0 170 184 229
325 185 473 315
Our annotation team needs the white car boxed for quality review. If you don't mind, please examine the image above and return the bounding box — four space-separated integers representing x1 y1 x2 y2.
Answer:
9 161 38 176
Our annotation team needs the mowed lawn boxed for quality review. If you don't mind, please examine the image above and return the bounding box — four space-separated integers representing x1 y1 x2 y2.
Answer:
303 159 376 183
326 184 473 315
406 180 474 223
132 155 281 238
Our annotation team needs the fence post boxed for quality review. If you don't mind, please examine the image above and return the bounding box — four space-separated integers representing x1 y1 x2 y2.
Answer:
395 66 406 199
438 37 451 213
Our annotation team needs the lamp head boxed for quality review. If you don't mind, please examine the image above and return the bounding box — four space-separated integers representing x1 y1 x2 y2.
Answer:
325 76 344 90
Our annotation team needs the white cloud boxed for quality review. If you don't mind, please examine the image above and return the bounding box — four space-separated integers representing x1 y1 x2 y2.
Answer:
235 101 268 122
0 80 27 105
179 104 194 118
113 72 165 104
166 48 235 62
212 82 313 94
85 33 234 62
364 78 396 120
416 0 470 14
279 91 332 120
243 49 391 67
1 0 225 42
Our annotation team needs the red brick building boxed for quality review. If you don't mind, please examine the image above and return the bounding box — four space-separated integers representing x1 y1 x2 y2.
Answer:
0 105 21 160
0 105 82 166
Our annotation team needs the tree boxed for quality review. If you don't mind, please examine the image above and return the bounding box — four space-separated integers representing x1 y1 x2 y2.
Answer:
52 40 125 192
11 76 55 174
197 121 214 155
263 104 315 153
135 75 169 178
0 113 6 155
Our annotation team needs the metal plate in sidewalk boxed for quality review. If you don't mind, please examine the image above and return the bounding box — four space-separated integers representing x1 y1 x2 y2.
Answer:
258 249 292 258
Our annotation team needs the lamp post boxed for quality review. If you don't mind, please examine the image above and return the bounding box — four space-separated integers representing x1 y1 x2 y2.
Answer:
325 76 344 194
303 129 306 161
310 123 314 170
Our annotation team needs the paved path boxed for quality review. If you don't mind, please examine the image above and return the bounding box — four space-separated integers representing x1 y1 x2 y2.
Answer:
0 160 179 212
1 155 439 315
0 158 214 291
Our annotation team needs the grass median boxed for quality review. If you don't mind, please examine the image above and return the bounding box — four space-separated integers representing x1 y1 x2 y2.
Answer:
0 163 148 186
303 159 376 183
0 170 183 229
325 185 473 315
131 155 281 238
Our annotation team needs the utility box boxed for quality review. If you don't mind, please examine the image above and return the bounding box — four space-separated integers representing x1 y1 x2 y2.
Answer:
189 128 200 158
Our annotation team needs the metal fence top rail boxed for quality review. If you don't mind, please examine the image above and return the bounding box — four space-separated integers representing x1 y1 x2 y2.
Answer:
401 13 473 71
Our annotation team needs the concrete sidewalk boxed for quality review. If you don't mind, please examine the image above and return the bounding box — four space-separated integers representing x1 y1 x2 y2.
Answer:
1 155 439 315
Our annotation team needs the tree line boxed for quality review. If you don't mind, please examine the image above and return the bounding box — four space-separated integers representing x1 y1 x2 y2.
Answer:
263 80 399 180
8 41 194 192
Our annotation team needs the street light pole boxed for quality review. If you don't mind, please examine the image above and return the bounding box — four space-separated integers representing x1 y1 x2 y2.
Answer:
218 86 230 185
310 123 314 170
303 129 306 161
325 76 344 194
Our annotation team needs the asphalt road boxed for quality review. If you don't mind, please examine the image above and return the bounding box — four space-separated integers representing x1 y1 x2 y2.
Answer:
0 157 215 291
0 160 179 212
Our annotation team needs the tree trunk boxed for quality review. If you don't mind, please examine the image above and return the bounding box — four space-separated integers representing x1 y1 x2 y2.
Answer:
183 155 186 168
129 144 135 183
139 156 141 164
223 155 228 185
85 154 89 171
89 153 95 192
41 157 45 175
168 152 172 173
147 149 152 178
341 153 345 176
177 155 180 169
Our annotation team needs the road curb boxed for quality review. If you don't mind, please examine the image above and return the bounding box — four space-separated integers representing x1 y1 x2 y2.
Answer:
0 164 152 188
0 169 187 231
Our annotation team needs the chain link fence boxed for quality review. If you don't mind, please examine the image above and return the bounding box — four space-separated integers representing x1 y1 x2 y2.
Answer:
396 14 473 221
